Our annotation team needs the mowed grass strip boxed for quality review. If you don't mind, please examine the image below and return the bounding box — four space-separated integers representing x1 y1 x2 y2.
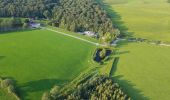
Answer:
101 0 170 42
113 42 170 100
0 29 96 100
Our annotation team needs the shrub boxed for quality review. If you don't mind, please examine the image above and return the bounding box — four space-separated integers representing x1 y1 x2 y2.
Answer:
1 79 14 88
42 92 52 100
7 85 15 94
50 85 60 98
99 49 106 59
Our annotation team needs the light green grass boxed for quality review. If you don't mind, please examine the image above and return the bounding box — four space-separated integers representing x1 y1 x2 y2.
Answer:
113 42 170 100
0 29 96 100
101 0 170 42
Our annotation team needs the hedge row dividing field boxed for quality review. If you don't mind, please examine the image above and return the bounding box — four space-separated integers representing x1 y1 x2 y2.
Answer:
0 29 96 100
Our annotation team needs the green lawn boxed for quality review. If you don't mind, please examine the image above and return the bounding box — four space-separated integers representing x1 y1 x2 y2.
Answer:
100 0 170 42
113 42 170 100
0 29 96 100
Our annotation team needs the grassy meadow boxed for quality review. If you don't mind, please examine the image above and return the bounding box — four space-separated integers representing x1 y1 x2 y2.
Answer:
100 0 170 42
0 29 96 100
113 42 170 100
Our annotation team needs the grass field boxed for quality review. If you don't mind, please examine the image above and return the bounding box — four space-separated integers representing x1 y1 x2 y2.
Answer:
99 0 170 42
113 42 170 100
0 29 96 100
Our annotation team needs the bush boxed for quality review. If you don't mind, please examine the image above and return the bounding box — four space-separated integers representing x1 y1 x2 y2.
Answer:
50 85 60 98
7 85 15 94
1 79 14 88
42 92 52 100
99 49 106 59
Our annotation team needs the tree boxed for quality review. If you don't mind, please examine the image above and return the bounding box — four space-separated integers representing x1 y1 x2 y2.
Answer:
99 49 106 59
1 79 14 88
70 21 76 31
43 10 51 19
42 92 52 100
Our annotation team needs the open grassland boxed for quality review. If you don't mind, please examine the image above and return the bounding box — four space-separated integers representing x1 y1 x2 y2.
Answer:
113 42 170 100
100 0 170 42
0 29 96 100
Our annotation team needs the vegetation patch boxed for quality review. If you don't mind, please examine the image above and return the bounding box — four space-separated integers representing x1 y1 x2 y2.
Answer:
42 75 130 100
0 77 21 100
93 48 112 63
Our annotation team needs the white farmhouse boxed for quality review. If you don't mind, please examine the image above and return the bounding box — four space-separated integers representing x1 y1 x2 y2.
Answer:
30 23 41 28
84 31 97 37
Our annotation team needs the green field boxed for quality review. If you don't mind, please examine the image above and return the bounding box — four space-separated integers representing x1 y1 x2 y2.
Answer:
0 29 96 100
113 42 170 100
100 0 170 42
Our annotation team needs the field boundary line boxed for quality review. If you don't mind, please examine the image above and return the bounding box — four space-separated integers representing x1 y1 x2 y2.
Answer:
43 27 102 46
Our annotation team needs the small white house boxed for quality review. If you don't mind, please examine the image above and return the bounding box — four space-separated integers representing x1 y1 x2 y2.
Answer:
84 31 97 37
30 23 41 28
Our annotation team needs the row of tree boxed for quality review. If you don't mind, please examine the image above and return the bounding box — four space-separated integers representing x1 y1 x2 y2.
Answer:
0 0 58 18
0 18 29 32
42 75 130 100
0 0 120 42
50 0 117 36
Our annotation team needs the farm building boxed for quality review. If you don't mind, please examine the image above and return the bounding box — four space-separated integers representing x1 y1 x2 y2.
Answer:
84 31 97 37
30 23 41 28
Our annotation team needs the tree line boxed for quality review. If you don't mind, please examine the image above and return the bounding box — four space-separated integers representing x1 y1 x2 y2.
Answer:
0 0 120 42
42 75 130 100
0 18 29 32
0 0 58 18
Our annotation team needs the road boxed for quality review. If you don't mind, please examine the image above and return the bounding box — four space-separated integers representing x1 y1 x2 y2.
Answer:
44 27 102 46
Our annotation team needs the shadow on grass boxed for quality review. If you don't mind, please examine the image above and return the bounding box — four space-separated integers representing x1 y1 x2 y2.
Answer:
112 75 150 100
96 0 134 38
109 57 119 76
20 79 69 100
0 56 5 60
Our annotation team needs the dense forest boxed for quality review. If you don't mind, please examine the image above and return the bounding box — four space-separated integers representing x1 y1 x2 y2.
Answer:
42 75 130 100
0 0 119 41
0 0 58 18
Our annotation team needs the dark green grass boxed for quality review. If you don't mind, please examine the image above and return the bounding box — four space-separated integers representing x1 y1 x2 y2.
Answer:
0 29 96 100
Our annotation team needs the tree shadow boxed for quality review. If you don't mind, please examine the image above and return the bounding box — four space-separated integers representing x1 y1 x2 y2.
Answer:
112 75 150 100
20 79 69 100
115 51 130 56
109 57 119 76
0 56 5 60
96 0 134 38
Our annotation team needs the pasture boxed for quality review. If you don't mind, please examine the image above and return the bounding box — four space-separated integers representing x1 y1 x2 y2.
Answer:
113 42 170 100
100 0 170 42
0 29 96 100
